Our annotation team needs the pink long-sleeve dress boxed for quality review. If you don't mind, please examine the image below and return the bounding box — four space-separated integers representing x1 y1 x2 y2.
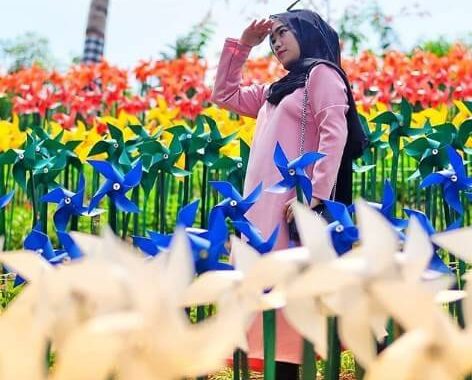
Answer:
211 38 348 365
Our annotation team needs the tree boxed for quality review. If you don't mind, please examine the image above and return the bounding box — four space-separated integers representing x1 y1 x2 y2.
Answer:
82 0 110 64
160 12 215 59
0 32 55 72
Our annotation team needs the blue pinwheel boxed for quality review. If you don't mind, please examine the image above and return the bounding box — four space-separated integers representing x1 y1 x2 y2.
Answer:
133 200 202 256
193 209 233 274
88 159 143 213
403 208 453 274
209 181 262 223
56 230 84 260
351 180 408 233
232 220 280 254
133 202 232 274
323 199 359 255
420 146 472 215
266 142 325 203
41 173 99 231
0 191 14 209
23 223 68 265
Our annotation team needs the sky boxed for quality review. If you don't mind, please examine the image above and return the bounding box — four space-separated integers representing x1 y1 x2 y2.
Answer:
0 0 471 70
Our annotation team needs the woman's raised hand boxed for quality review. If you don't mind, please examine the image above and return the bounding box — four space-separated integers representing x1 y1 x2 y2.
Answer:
239 18 274 47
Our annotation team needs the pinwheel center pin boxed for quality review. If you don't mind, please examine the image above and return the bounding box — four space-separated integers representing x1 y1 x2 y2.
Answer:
199 250 209 259
288 168 296 176
112 183 121 191
113 143 119 149
64 197 72 204
18 153 24 160
237 163 243 168
163 153 169 159
432 148 439 155
186 133 192 139
335 225 344 233
207 137 212 143
35 146 41 153
450 174 458 182
43 168 49 174
230 200 237 207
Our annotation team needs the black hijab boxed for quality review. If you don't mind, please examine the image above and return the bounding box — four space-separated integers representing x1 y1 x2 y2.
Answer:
267 9 368 205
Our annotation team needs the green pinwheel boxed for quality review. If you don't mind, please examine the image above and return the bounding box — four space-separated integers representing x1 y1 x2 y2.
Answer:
432 120 472 155
404 129 452 179
358 113 388 166
137 135 189 198
88 123 140 168
371 98 427 196
195 115 237 167
166 121 209 171
370 98 426 157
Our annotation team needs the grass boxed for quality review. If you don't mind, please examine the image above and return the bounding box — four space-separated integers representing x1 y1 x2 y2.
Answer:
209 351 357 379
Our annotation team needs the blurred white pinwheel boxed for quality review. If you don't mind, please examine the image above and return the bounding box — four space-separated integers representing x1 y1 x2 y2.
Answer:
51 229 248 380
284 199 454 368
432 226 472 264
181 234 310 343
367 280 472 380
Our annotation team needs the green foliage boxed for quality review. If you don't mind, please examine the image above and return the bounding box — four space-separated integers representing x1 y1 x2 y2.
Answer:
0 32 56 72
418 37 454 57
161 14 215 59
337 0 399 55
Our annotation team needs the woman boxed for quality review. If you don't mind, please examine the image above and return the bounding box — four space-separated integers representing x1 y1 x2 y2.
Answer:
211 8 367 379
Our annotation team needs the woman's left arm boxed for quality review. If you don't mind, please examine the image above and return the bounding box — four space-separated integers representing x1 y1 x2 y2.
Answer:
308 64 349 201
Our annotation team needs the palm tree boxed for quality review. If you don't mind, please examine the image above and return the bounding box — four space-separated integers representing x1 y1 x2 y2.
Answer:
82 0 109 64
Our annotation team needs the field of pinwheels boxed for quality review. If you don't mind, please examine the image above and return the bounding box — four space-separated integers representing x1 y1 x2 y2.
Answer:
0 41 471 380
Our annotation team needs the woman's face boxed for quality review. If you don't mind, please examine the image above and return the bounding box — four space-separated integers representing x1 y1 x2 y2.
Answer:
270 20 301 69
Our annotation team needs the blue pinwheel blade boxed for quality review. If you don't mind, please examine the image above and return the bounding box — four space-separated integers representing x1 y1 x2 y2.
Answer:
273 142 289 169
111 192 140 213
291 151 325 169
207 208 228 247
41 188 66 204
88 160 124 183
48 250 69 265
53 207 73 231
123 160 143 188
88 181 112 212
233 220 264 248
176 200 200 227
243 182 263 204
209 181 243 202
23 225 55 261
258 224 280 254
133 236 161 257
57 231 83 260
444 183 463 215
147 231 172 248
0 190 14 209
404 209 435 236
380 180 395 215
76 172 86 193
446 146 467 181
329 224 358 255
323 200 355 227
429 251 452 274
420 173 445 188
297 175 313 204
266 179 294 194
